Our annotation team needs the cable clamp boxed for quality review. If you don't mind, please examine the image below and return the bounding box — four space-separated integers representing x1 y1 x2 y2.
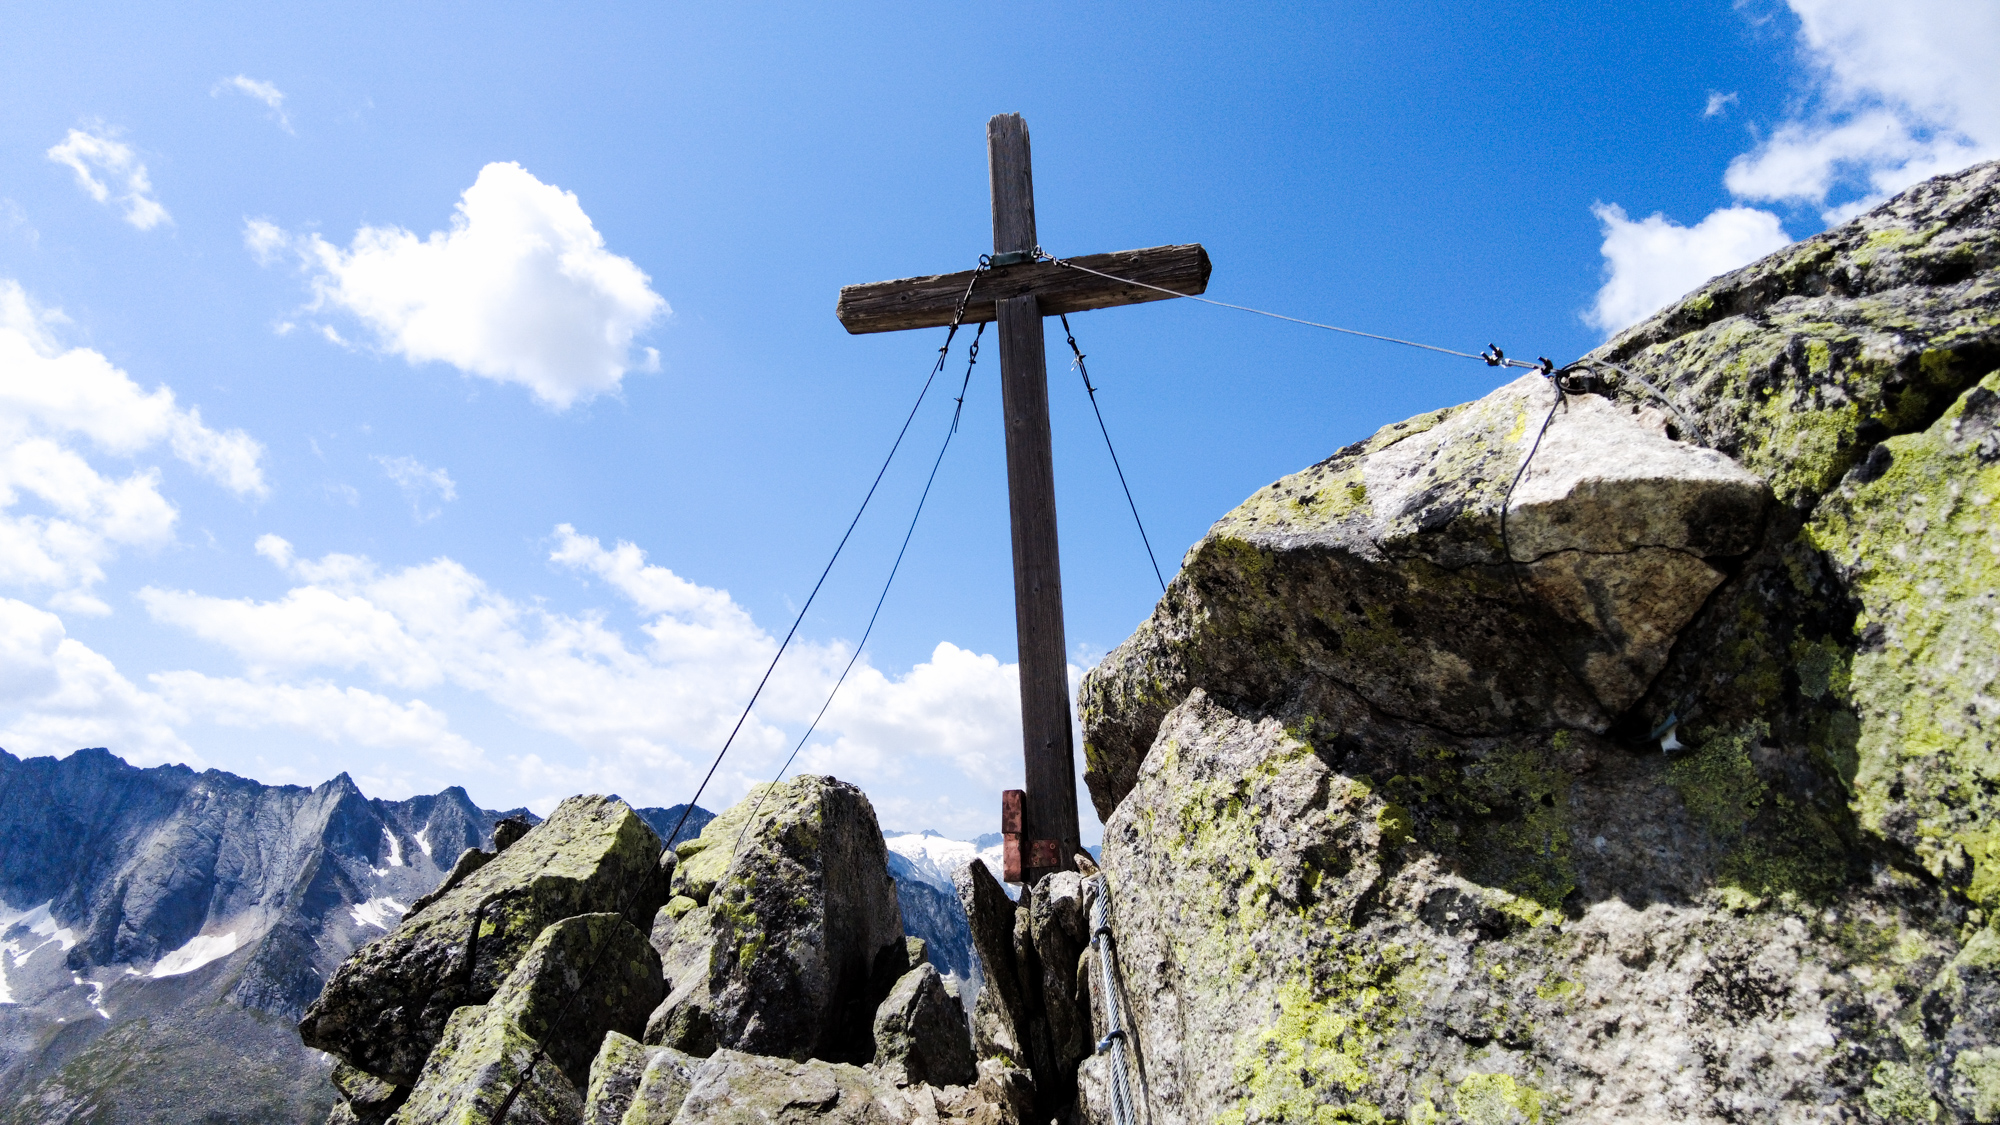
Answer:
1095 1029 1126 1054
1483 344 1506 367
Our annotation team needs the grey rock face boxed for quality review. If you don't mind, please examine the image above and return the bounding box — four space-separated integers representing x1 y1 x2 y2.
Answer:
954 860 1026 1066
583 1032 698 1125
331 1062 408 1125
645 776 905 1065
888 851 976 984
495 913 665 1088
385 912 658 1125
300 796 669 1085
1078 160 2000 1122
871 963 975 1088
1080 371 1773 821
385 1002 583 1125
669 1048 987 1124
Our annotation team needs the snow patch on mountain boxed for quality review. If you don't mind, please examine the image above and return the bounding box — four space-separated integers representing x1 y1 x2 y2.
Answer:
150 931 242 978
414 825 432 857
883 830 1006 891
349 897 408 931
0 901 81 1005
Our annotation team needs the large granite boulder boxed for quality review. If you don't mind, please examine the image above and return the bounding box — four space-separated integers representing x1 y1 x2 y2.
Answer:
645 776 906 1064
1077 160 2000 1121
301 796 670 1085
386 913 661 1124
386 1002 583 1125
667 1049 987 1124
1080 370 1771 821
872 962 976 1088
583 1032 699 1125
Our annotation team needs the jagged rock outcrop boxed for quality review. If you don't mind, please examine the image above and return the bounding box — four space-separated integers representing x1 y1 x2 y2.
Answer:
1079 369 1773 820
300 796 670 1087
645 776 905 1063
305 776 1015 1125
584 1032 698 1125
1074 160 2000 1121
872 960 976 1087
954 859 1084 1119
388 913 662 1124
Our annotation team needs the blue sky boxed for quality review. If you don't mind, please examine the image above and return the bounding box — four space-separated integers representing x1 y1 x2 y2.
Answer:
0 1 1992 837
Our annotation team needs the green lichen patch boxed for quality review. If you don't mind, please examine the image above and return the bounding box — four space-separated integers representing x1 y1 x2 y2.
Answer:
1451 1072 1545 1125
1808 371 2000 905
1865 1060 1943 1123
1668 724 1768 838
1222 953 1433 1125
1950 1046 2000 1122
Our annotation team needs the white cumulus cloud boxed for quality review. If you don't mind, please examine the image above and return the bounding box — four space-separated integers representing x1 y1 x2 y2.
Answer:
213 75 292 133
0 281 266 608
272 163 668 409
1585 204 1793 335
1586 2 1997 336
132 526 1027 825
0 597 191 765
45 129 170 231
1727 0 2000 217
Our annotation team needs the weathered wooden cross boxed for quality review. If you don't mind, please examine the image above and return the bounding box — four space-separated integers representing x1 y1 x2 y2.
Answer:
836 114 1210 884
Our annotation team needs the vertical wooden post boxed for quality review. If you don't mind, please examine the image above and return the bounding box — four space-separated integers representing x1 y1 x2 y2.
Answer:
988 113 1079 882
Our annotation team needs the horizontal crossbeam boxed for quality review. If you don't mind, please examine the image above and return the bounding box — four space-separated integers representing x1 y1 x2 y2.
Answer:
836 243 1211 335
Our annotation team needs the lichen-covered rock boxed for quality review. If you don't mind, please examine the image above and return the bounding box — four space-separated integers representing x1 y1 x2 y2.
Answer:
385 912 658 1124
645 776 905 1065
1026 873 1090 1092
668 1048 988 1124
301 795 669 1085
407 846 496 920
1081 160 2000 1123
954 859 1028 1066
1080 370 1772 819
331 1061 408 1125
583 1032 698 1125
872 963 976 1088
386 1003 583 1125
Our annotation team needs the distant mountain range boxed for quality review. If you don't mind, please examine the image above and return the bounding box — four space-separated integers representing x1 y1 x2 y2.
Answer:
0 749 996 1124
0 748 710 1124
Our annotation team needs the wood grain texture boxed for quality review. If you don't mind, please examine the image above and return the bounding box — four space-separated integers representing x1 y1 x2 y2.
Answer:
994 292 1081 879
835 243 1211 335
988 114 1037 256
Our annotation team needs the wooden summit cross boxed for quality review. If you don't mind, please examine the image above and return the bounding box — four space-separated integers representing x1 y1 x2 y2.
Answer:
836 113 1210 885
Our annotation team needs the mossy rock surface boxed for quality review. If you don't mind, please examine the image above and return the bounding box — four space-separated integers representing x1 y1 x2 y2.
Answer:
646 776 905 1065
300 795 669 1086
1087 160 2000 1123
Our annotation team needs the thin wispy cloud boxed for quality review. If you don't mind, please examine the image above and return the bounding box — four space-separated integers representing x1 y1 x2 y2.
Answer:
45 128 170 231
1703 91 1739 119
213 75 293 133
375 455 456 523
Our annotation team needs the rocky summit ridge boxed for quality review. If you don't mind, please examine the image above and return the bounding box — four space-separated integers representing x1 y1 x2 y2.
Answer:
302 777 1004 1125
